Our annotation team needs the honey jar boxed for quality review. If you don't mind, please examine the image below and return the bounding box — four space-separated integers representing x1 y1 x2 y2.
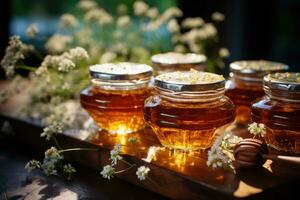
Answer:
80 62 153 134
252 73 300 153
144 70 235 150
225 60 288 125
151 52 206 75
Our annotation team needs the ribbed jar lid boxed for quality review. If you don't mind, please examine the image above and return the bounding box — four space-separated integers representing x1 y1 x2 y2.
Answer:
230 60 289 76
154 70 225 92
151 52 206 65
89 62 153 81
264 72 300 91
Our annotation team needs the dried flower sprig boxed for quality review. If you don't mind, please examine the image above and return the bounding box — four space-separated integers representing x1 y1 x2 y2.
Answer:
248 122 266 138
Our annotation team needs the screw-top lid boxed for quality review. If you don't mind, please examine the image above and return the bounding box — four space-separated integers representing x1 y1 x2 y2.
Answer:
154 69 225 92
89 62 153 81
264 72 300 91
151 52 206 65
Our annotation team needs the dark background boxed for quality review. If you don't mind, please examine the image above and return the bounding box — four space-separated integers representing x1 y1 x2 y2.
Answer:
1 0 300 77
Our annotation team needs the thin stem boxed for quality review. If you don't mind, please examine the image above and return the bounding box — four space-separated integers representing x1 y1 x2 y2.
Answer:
59 148 99 153
16 65 36 71
115 164 136 174
146 176 156 185
120 159 134 167
52 136 62 150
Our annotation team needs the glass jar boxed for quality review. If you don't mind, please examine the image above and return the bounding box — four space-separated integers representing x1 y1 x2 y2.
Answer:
252 73 300 153
80 62 153 134
151 52 206 75
225 60 288 125
144 70 235 150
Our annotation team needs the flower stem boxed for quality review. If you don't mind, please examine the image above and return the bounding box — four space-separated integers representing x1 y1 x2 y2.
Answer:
115 164 136 174
16 65 36 71
52 136 62 150
59 148 99 153
120 159 134 167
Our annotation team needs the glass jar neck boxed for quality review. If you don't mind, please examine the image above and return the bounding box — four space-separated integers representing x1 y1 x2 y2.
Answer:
155 86 225 103
230 72 263 87
264 86 300 103
91 77 151 91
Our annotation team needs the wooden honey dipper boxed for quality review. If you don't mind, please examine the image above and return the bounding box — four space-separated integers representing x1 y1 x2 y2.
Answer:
234 138 300 168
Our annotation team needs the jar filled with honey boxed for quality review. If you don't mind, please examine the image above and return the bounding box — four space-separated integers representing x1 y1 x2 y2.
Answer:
252 73 300 153
80 62 153 134
151 52 206 75
226 60 288 125
144 70 235 150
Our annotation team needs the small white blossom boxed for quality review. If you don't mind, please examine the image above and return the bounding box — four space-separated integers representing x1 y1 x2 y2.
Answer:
69 47 89 61
42 147 64 176
136 166 150 181
41 121 64 140
60 13 78 28
117 15 130 27
101 165 115 179
44 147 63 160
167 19 180 33
219 47 230 58
211 12 225 22
117 4 128 15
100 51 117 63
248 122 266 138
174 44 186 53
160 7 182 21
25 160 41 173
63 164 76 180
26 23 39 38
84 8 113 25
146 7 159 19
58 58 75 72
45 34 73 54
110 144 122 166
133 1 149 16
77 0 97 11
182 17 204 29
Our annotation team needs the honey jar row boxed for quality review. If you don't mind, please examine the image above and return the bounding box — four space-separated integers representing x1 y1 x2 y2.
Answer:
80 52 300 153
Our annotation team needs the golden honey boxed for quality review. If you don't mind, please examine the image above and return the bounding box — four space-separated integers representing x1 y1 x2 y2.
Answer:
80 62 153 134
226 60 288 125
151 52 206 74
144 70 235 150
252 73 300 153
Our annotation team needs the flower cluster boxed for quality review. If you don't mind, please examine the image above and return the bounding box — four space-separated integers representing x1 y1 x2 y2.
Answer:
25 159 41 173
109 144 123 166
26 23 39 38
40 121 64 140
60 13 78 28
248 122 266 138
100 165 115 180
207 132 243 169
42 147 64 176
136 166 150 181
63 164 76 180
45 34 73 54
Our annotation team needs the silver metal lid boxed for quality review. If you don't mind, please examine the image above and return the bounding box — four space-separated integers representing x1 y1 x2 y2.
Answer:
230 60 289 76
264 73 300 91
89 62 153 81
151 52 206 65
154 71 225 92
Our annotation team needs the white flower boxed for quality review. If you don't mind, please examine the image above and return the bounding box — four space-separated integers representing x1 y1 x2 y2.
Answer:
25 160 41 173
182 17 204 29
84 8 113 25
136 166 150 181
101 165 115 179
77 0 97 11
100 51 117 63
167 19 180 33
160 7 182 21
248 122 266 138
174 44 186 53
146 7 159 19
60 13 78 28
110 144 122 165
45 34 73 54
117 15 130 27
133 1 149 16
1 36 28 77
41 121 64 140
58 58 75 72
219 47 230 58
44 147 63 161
202 23 217 38
117 4 128 15
83 117 100 133
63 164 76 180
26 23 39 38
211 12 225 22
69 47 89 61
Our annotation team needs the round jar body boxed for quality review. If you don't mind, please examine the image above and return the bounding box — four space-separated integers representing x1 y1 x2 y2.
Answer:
252 73 300 153
81 85 151 134
144 95 235 150
226 78 264 124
